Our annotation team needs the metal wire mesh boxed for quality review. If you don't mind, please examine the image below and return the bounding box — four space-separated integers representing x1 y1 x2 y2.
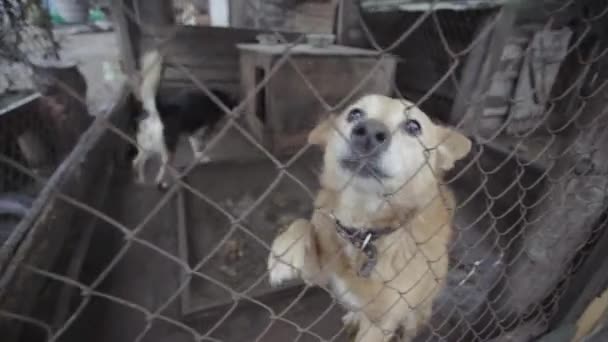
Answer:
2 0 608 341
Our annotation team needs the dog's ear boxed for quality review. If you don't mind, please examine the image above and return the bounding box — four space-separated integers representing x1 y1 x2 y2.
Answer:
436 127 472 171
308 115 335 147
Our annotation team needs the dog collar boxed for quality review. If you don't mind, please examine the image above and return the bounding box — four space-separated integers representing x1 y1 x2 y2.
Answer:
331 215 397 278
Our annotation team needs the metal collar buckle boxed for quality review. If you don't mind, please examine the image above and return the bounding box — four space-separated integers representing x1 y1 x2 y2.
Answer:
332 215 395 278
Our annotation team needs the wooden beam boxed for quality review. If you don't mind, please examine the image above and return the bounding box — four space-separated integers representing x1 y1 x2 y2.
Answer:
0 83 132 342
110 0 139 81
335 0 367 47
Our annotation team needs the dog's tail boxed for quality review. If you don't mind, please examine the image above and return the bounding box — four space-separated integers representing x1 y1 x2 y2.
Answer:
138 49 164 117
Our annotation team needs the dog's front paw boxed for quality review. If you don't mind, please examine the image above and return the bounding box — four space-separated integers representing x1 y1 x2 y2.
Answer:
343 312 360 340
268 254 300 287
267 219 316 287
342 312 360 327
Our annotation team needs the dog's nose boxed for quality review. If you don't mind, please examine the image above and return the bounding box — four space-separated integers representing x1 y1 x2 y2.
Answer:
350 119 391 155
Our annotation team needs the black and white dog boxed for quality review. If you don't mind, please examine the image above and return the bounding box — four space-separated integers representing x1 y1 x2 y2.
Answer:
132 49 236 187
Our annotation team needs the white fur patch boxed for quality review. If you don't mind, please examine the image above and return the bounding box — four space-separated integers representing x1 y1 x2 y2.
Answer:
342 311 360 328
268 257 300 287
267 230 309 287
133 115 169 184
133 48 169 185
330 274 361 310
137 115 165 153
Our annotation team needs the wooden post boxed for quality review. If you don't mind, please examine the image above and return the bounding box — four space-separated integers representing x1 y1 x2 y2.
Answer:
209 0 230 27
449 5 517 134
30 59 92 159
228 0 248 28
335 0 367 47
110 0 139 88
133 0 174 54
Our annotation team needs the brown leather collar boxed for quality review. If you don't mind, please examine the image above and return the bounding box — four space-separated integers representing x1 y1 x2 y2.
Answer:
333 218 397 278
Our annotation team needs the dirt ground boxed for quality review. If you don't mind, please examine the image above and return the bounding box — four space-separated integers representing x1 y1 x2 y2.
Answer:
61 154 350 342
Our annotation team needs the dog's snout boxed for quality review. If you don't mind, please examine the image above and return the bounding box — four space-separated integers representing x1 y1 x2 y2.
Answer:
350 119 390 155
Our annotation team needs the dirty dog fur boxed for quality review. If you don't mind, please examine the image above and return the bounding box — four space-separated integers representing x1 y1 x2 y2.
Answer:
132 49 168 185
267 95 471 341
132 49 234 186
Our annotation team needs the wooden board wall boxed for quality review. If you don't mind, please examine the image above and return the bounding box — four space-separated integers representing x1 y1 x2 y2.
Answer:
139 26 302 95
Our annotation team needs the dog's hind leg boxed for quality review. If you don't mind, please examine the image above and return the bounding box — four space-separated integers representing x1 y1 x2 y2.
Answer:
268 219 322 286
155 147 171 186
189 127 210 163
132 150 146 184
155 163 166 187
189 136 210 163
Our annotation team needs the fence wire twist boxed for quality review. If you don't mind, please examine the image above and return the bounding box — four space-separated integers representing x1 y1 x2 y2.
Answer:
1 0 608 341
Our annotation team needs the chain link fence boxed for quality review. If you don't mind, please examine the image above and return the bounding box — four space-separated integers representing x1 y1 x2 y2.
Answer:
0 0 63 249
2 0 608 341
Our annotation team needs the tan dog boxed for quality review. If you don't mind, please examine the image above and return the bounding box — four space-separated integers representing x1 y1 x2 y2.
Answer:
267 94 471 341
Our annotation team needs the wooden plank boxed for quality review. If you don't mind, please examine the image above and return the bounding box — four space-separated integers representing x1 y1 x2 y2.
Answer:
139 26 301 94
335 0 368 47
134 0 174 31
506 27 572 135
183 282 305 319
360 0 508 12
140 25 302 51
236 43 381 56
449 6 517 134
164 56 240 68
0 93 41 117
228 0 248 28
0 84 131 342
162 66 239 83
51 162 115 330
175 188 191 315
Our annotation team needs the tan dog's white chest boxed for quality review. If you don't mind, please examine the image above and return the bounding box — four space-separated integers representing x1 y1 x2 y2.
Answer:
330 273 363 310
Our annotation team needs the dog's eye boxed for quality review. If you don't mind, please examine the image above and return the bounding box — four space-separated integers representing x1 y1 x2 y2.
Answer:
347 108 365 123
402 119 422 136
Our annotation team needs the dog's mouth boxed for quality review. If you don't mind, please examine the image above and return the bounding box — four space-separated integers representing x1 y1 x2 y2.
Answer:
340 157 388 179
